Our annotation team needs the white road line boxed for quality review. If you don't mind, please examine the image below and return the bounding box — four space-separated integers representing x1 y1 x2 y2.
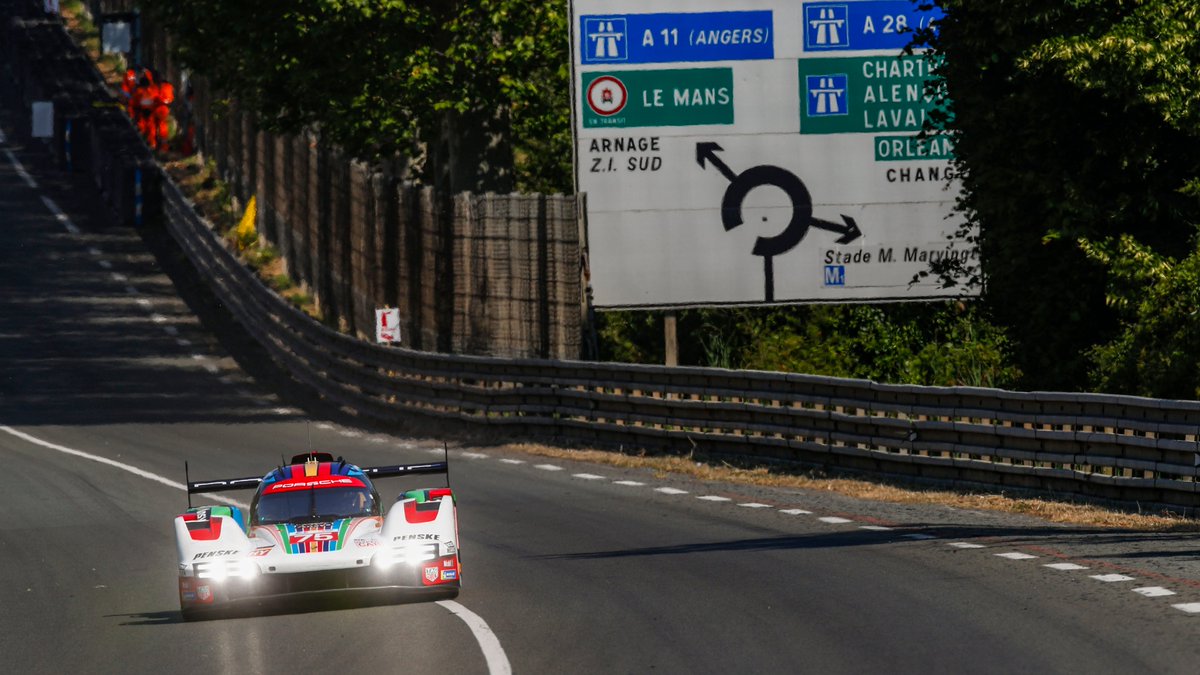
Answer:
903 533 938 540
779 509 812 515
125 285 140 295
88 247 102 256
136 298 152 307
0 425 243 508
316 423 334 430
176 338 192 347
498 459 525 465
534 464 563 472
435 600 512 675
738 502 771 509
339 430 362 438
1090 574 1135 583
110 272 127 282
3 148 37 188
819 516 853 524
1044 562 1088 571
655 487 688 495
1171 603 1200 614
697 495 731 502
572 473 605 480
1133 587 1176 598
859 525 893 531
461 452 488 459
163 325 179 335
98 260 113 269
613 480 644 486
996 552 1037 560
218 376 234 385
39 196 80 233
948 542 986 549
151 314 168 324
0 425 508 673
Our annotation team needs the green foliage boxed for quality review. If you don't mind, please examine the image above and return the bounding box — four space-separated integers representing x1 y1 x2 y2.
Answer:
141 0 573 192
1082 233 1200 397
914 0 1200 390
599 304 1020 388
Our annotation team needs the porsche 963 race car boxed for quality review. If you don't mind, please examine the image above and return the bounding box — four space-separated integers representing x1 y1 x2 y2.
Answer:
176 452 460 620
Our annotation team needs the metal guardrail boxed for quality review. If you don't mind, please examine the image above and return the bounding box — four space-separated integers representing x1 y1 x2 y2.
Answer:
158 175 1200 512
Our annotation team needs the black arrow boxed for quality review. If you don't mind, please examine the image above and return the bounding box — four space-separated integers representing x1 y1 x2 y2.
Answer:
696 142 737 183
810 216 862 244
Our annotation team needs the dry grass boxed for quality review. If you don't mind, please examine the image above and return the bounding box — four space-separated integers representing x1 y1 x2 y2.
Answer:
498 442 1200 532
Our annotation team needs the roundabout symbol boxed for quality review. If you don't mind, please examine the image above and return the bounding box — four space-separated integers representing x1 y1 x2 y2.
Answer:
696 142 862 301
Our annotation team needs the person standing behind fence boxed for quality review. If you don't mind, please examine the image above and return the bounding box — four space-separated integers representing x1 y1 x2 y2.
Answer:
120 68 138 118
134 72 158 149
153 77 175 153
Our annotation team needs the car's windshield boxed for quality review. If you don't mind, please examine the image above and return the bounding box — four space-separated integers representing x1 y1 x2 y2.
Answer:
254 486 376 524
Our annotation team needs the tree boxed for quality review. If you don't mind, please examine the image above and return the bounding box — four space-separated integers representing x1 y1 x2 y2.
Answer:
914 0 1200 390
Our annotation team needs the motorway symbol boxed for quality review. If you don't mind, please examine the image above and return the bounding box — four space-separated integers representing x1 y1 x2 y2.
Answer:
586 76 628 116
696 142 861 301
583 17 628 62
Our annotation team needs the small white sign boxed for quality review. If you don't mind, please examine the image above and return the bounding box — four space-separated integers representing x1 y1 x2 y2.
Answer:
375 308 401 344
31 101 53 138
101 21 132 54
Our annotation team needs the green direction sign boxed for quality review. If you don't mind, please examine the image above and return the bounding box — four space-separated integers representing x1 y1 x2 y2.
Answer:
582 68 734 129
798 55 942 135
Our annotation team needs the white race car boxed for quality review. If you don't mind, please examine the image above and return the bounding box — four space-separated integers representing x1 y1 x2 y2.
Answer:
176 452 460 620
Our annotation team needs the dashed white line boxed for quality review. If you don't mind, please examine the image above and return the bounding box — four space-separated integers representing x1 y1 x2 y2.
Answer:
903 533 938 541
1133 587 1176 598
859 525 893 531
125 286 140 295
88 247 102 256
738 502 771 509
219 376 234 385
819 516 853 524
613 480 644 486
316 423 334 430
948 542 986 549
1171 603 1200 614
534 464 563 472
697 495 731 502
461 452 488 459
779 509 812 515
151 314 168 324
110 272 127 282
572 473 605 480
1044 563 1088 571
98 260 113 269
176 338 192 347
498 459 525 465
996 552 1038 560
163 325 179 335
655 487 688 495
339 430 362 438
1090 574 1135 583
136 298 151 307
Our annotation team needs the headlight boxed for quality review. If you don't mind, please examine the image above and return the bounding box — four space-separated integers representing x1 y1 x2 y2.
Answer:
195 560 259 580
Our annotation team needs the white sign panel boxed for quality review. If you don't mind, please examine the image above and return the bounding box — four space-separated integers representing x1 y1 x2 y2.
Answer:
375 308 401 344
571 0 976 309
31 101 53 138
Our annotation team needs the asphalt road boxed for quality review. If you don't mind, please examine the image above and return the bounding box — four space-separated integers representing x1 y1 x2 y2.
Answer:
5 93 1200 675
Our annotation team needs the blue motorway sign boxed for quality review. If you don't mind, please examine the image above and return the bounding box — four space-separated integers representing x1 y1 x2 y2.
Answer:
802 1 942 52
580 11 773 65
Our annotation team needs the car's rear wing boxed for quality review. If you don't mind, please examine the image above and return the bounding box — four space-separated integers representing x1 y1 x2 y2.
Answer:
184 458 450 507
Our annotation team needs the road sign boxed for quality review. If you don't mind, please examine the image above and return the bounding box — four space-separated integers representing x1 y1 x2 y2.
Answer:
580 11 774 65
572 0 973 309
375 308 401 344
